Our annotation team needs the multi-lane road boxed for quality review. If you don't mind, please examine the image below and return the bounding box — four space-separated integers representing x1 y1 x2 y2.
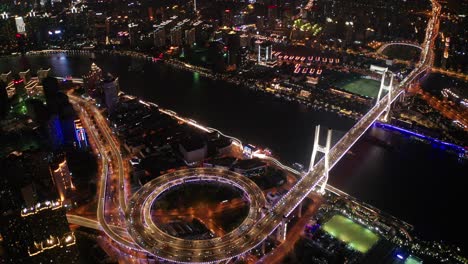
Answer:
68 94 139 250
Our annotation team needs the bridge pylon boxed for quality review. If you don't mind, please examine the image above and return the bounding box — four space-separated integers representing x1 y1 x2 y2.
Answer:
376 69 394 122
276 216 288 242
309 125 332 194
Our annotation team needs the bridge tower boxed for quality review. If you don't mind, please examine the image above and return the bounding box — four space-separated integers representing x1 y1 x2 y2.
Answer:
377 69 394 122
276 216 288 242
309 125 332 194
371 65 394 122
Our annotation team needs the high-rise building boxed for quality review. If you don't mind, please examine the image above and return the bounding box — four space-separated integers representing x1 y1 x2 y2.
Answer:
240 34 250 48
267 5 278 28
82 62 102 98
185 28 196 46
48 114 65 149
222 9 234 27
37 68 50 84
170 27 183 46
257 41 276 67
13 75 26 97
42 76 60 114
49 154 74 202
0 71 12 84
101 74 119 113
227 31 241 67
56 92 77 146
234 14 245 26
0 80 8 119
18 69 31 84
154 27 166 47
256 16 265 31
192 20 205 44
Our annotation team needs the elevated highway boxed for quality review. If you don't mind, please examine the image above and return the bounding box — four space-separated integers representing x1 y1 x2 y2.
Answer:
126 168 266 263
377 41 423 54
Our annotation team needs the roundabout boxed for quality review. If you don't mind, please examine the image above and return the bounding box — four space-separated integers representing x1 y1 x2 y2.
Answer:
125 167 267 263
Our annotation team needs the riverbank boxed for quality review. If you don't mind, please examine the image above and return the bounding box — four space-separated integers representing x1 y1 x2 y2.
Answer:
375 122 467 157
23 49 365 120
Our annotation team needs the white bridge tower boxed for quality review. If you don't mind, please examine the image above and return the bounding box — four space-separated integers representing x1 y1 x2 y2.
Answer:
371 65 394 122
309 125 332 194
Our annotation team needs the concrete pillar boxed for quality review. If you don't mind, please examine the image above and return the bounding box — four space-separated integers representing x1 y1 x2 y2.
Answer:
276 224 282 241
261 206 267 218
276 217 288 242
297 202 302 218
399 91 405 102
281 220 287 242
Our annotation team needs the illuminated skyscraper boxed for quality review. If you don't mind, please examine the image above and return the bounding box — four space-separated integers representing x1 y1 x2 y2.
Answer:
82 62 102 98
154 27 166 47
48 114 64 149
13 75 26 97
222 9 234 27
170 27 183 46
185 28 196 46
49 154 74 202
42 76 60 114
102 74 119 113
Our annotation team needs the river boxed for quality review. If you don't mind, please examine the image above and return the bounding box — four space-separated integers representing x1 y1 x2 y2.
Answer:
1 53 466 250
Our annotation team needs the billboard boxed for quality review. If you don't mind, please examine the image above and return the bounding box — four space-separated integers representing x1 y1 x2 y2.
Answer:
15 17 26 34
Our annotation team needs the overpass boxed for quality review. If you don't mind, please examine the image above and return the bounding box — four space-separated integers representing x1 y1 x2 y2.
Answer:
65 0 440 261
377 41 423 54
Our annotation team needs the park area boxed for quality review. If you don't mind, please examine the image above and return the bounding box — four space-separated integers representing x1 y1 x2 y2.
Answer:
322 214 380 253
336 77 380 98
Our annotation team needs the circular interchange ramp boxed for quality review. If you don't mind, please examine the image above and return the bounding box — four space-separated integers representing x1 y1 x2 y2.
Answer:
125 167 267 263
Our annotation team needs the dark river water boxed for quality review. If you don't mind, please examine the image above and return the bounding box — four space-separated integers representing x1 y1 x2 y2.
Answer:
1 53 466 250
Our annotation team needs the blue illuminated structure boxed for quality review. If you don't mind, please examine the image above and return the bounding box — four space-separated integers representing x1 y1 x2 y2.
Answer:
49 115 64 149
375 122 466 154
75 128 88 148
73 119 89 148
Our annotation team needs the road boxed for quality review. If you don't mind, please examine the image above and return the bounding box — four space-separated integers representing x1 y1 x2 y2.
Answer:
68 94 140 251
431 67 468 81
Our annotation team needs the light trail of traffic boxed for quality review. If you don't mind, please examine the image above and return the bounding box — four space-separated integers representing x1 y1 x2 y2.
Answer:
69 95 142 251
